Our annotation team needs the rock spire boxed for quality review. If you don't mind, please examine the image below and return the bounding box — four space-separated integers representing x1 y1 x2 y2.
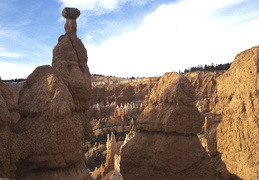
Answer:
62 7 80 34
0 7 93 180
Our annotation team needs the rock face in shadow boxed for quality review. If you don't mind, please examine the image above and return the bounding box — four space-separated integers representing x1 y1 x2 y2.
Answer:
120 73 215 180
213 46 259 180
0 79 19 179
0 7 93 180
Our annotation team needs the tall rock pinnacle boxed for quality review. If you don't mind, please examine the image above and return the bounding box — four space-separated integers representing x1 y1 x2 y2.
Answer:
0 7 93 180
52 7 91 112
62 7 80 34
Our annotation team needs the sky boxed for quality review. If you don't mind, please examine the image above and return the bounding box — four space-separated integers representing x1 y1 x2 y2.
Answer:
0 0 259 79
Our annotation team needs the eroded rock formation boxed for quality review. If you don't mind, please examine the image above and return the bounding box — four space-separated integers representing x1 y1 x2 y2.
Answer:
0 7 93 180
53 8 91 112
0 78 19 179
213 46 259 179
91 79 157 107
89 132 123 180
185 71 222 114
103 133 120 176
120 73 215 180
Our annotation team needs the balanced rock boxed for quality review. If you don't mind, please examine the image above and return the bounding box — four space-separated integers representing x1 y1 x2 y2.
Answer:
62 7 80 19
62 7 80 34
4 7 93 180
213 46 259 179
53 8 91 111
120 73 215 180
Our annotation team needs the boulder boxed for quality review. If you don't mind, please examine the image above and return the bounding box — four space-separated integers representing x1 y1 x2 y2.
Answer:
62 7 80 19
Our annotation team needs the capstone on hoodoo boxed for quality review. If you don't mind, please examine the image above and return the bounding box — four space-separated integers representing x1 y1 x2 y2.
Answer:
0 7 93 180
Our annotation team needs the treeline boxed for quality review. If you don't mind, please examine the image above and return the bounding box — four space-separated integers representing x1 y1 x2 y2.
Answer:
2 78 26 83
91 74 105 77
91 74 141 79
183 63 231 73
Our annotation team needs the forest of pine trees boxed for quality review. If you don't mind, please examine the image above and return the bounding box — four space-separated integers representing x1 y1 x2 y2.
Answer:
182 63 231 73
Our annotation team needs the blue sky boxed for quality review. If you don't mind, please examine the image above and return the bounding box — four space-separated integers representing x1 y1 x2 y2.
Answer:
0 0 259 79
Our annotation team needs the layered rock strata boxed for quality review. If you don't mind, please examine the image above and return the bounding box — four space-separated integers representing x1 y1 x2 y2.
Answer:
91 81 156 106
120 73 215 180
213 46 259 180
185 71 223 114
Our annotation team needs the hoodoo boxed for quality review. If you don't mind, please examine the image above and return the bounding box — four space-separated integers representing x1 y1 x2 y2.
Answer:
120 73 215 180
0 8 93 180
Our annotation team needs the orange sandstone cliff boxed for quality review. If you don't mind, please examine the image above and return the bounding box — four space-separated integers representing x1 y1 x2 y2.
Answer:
185 71 222 114
213 46 259 180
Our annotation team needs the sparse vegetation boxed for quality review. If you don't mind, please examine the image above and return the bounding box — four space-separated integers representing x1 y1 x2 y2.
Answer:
84 128 129 171
85 147 106 171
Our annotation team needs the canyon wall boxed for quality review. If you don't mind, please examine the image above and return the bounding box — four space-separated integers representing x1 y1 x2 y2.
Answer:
185 71 222 114
91 78 157 106
213 46 259 180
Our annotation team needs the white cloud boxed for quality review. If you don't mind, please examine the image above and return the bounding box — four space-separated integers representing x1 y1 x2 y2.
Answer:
86 0 259 77
0 47 26 58
0 52 25 58
58 0 147 12
0 61 35 80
